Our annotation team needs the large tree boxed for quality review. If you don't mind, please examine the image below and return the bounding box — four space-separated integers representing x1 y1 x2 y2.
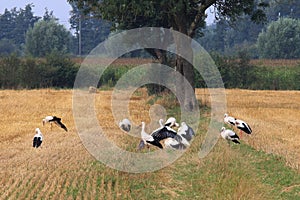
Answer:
257 17 300 59
68 0 267 110
69 3 111 55
0 4 40 54
25 15 72 57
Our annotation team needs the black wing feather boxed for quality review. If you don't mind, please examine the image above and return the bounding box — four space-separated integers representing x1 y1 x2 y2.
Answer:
36 138 42 148
33 137 42 148
147 140 163 149
151 127 177 141
33 137 37 147
54 119 68 132
238 122 252 134
232 139 240 144
230 134 240 140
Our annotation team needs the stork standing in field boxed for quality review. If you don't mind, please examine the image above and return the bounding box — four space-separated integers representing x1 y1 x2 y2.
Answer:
138 122 163 150
119 118 131 132
33 128 43 148
220 127 240 145
42 116 68 132
235 118 252 138
137 121 181 151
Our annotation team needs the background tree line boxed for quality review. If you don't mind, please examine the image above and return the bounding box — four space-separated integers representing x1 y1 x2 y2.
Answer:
0 1 299 91
1 1 300 58
198 0 300 58
0 4 110 57
0 53 299 90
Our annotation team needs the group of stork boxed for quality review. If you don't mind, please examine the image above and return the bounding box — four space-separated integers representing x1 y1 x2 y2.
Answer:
119 113 252 150
119 117 195 150
32 116 68 148
33 112 251 150
221 113 252 145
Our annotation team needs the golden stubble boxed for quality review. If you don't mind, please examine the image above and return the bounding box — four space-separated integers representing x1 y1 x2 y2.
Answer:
196 88 300 169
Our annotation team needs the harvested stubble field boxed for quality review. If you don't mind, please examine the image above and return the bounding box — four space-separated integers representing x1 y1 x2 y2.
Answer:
196 89 300 169
0 89 300 199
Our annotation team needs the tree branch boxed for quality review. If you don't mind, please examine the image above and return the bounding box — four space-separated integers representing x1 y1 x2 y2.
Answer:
188 0 216 37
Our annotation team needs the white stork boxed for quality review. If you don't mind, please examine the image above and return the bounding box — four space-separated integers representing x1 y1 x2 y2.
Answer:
33 128 43 148
220 127 240 144
42 116 68 132
137 121 181 150
235 119 252 138
119 118 131 132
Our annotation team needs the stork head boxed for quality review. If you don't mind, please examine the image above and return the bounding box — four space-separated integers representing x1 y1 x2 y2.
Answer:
220 127 226 132
224 113 228 118
35 128 41 134
165 117 179 128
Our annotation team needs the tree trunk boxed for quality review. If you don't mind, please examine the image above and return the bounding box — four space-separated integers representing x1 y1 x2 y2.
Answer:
173 16 196 111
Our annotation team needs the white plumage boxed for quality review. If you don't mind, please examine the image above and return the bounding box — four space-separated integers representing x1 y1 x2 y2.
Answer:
140 122 154 143
164 122 195 150
158 119 164 127
220 127 240 144
138 119 181 150
119 118 131 132
33 128 43 148
164 117 179 128
164 138 186 150
224 113 236 126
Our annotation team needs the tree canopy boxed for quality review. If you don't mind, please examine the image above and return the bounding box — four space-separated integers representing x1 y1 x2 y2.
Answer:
69 3 111 55
25 17 72 57
257 17 300 59
68 0 267 110
0 4 40 55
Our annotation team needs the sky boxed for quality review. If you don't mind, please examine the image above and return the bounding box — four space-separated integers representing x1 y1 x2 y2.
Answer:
1 1 215 30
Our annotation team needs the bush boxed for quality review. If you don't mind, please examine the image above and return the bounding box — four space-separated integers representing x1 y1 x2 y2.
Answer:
0 54 78 89
207 53 300 90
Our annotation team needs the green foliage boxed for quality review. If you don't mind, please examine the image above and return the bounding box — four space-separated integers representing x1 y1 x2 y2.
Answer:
0 53 298 90
0 4 40 52
257 17 300 59
0 39 19 56
207 53 300 90
0 54 21 88
98 65 131 88
41 53 79 88
69 4 111 55
198 16 265 58
0 54 78 89
267 0 300 21
68 0 267 98
25 19 72 57
198 1 300 58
